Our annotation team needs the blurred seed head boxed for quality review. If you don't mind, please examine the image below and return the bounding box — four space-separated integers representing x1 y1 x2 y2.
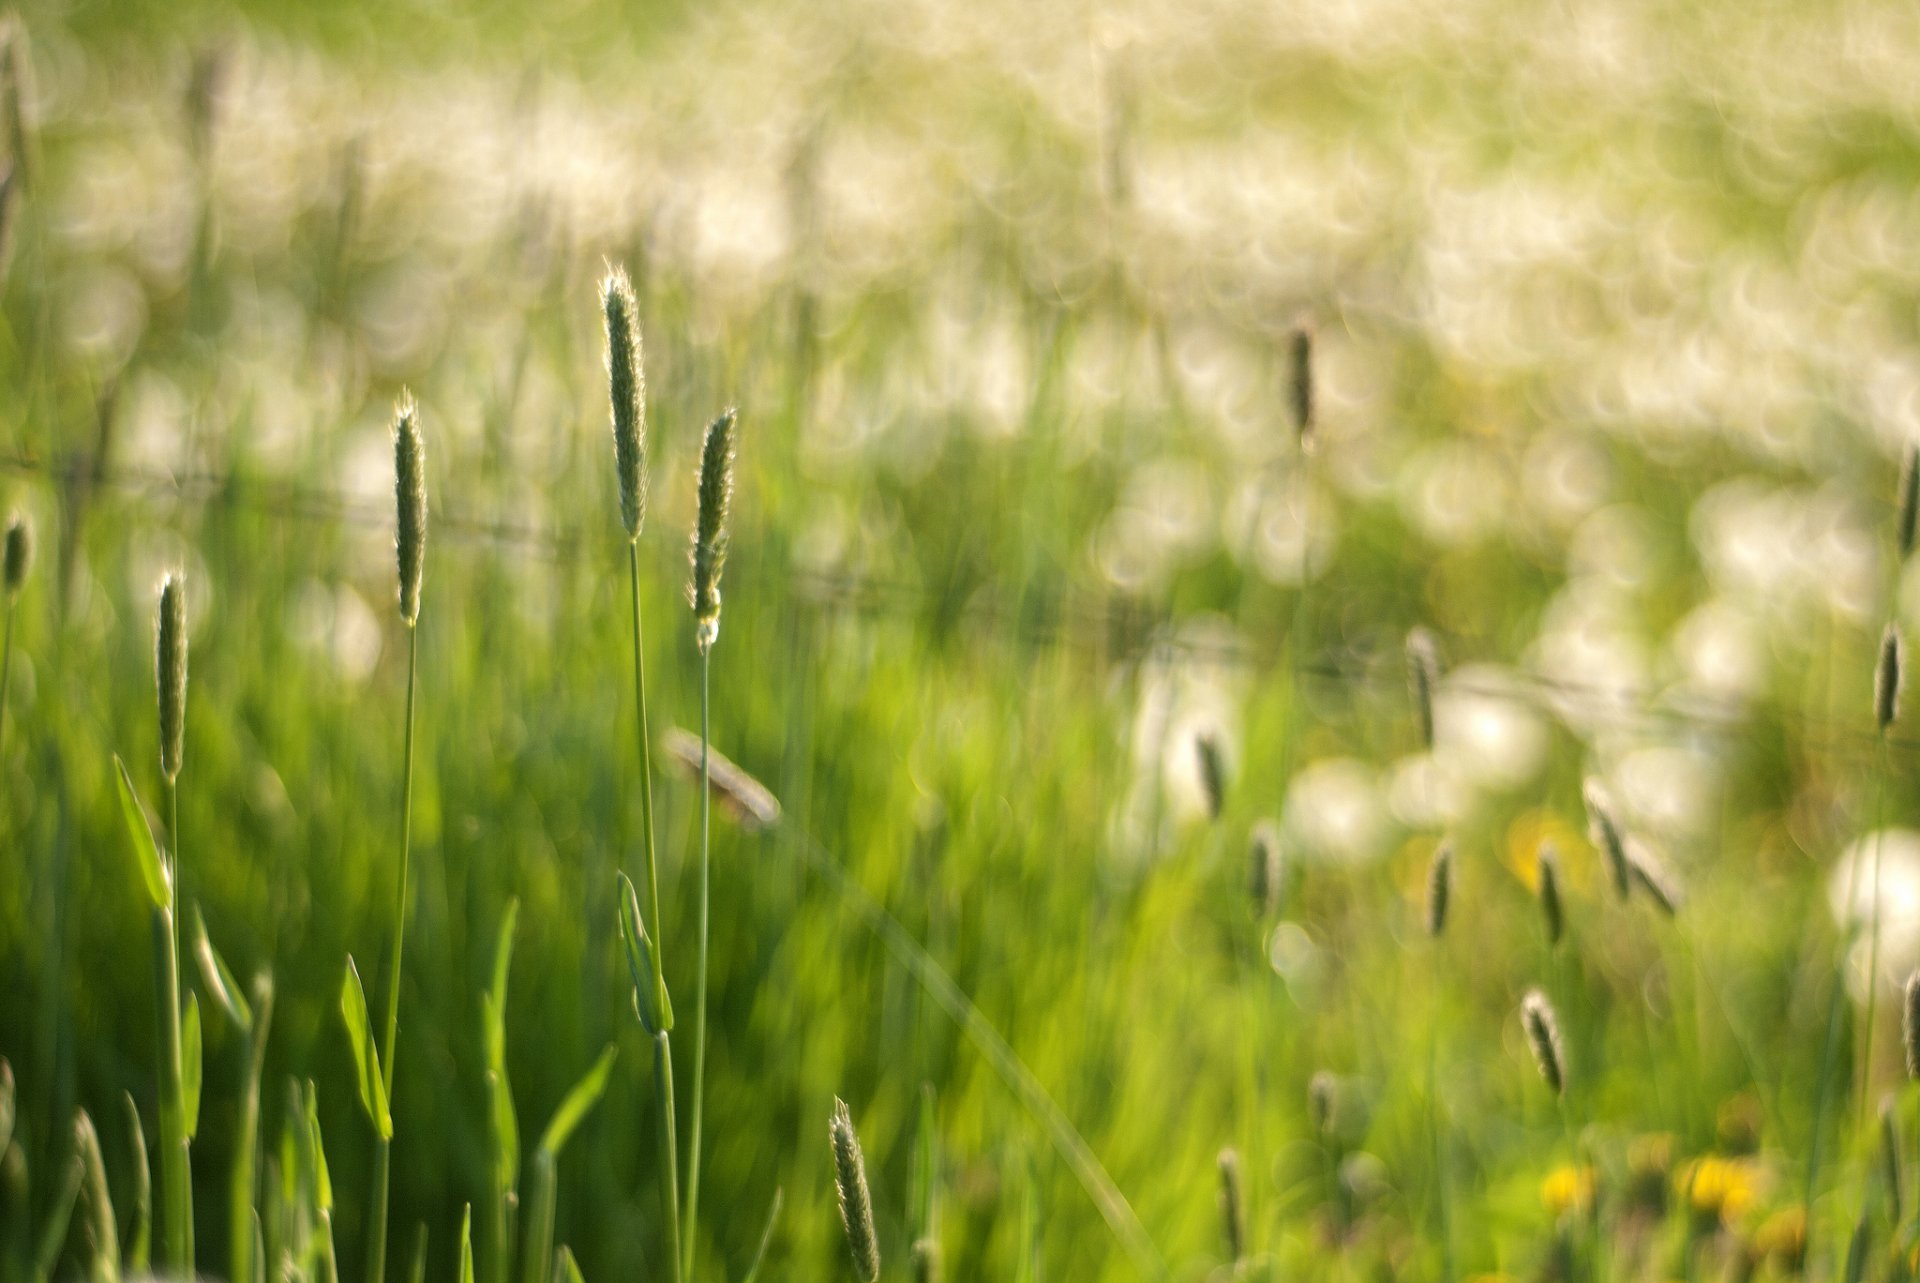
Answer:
661 727 782 830
1217 1147 1246 1265
910 1237 941 1283
2 510 27 600
1308 1071 1337 1136
1904 972 1920 1079
1878 625 1903 734
1899 443 1919 561
155 573 186 783
1406 627 1439 750
601 266 647 540
1287 321 1314 450
1583 778 1631 900
1627 840 1683 916
1249 820 1284 917
830 1097 880 1283
1521 987 1566 1095
1537 842 1564 945
1195 732 1226 822
690 408 737 652
1425 840 1453 937
393 393 427 627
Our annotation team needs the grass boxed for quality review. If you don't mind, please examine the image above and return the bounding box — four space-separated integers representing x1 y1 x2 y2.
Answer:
8 1 1920 1280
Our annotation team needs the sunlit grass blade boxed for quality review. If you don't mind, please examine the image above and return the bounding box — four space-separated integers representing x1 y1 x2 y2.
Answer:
75 1110 118 1283
120 1091 149 1275
741 1187 782 1283
339 957 392 1140
522 1046 617 1283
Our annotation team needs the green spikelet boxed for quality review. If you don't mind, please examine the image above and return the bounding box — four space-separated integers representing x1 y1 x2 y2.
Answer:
1249 821 1283 917
1877 624 1903 734
1425 841 1452 938
1537 843 1564 946
393 394 427 627
601 266 647 540
1521 988 1566 1095
1582 778 1630 900
1406 627 1439 750
1195 732 1226 822
690 408 737 652
1217 1147 1245 1265
2 510 27 599
156 574 187 783
830 1098 879 1283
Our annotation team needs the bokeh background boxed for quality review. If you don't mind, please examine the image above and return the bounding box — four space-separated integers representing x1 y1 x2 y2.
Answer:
6 0 1920 1278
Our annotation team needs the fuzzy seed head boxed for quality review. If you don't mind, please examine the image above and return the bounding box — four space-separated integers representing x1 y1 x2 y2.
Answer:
1878 625 1903 733
1407 627 1439 750
1425 841 1453 938
1249 821 1283 917
1308 1071 1336 1135
2 511 27 599
1521 988 1566 1096
155 573 187 783
1218 1147 1246 1264
1195 732 1227 821
831 1097 880 1283
1900 443 1920 561
690 408 737 651
1583 778 1631 900
393 394 427 626
911 1237 941 1283
1288 322 1314 449
1537 843 1564 946
1905 972 1920 1080
602 267 647 539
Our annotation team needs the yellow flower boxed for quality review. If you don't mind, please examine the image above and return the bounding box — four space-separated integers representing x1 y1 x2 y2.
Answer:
1542 1164 1596 1215
1677 1157 1761 1225
1753 1207 1806 1270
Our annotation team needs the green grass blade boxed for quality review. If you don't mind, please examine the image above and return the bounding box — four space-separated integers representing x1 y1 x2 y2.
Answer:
338 959 391 1139
113 755 170 911
538 1044 616 1157
457 1205 474 1283
192 910 252 1034
182 993 202 1141
740 1187 782 1283
120 1092 149 1274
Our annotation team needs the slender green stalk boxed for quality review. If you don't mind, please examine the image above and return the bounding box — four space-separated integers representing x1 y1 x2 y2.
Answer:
152 900 190 1272
0 602 14 764
370 622 419 1283
1861 738 1892 1137
232 977 273 1283
683 648 711 1280
654 1033 683 1283
627 543 670 1029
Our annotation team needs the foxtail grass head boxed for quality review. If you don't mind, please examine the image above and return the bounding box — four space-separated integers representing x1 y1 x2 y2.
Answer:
1249 821 1283 917
1195 732 1226 821
1878 624 1903 734
155 573 186 783
1521 987 1566 1095
831 1097 880 1283
2 510 26 600
1217 1147 1246 1264
601 266 647 540
393 393 427 627
1537 842 1564 945
1583 778 1630 900
1900 442 1919 561
1905 971 1920 1080
1288 321 1314 450
1425 840 1452 937
690 408 737 652
1406 627 1439 750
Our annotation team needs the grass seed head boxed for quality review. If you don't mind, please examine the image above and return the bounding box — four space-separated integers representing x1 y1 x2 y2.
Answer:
1195 732 1226 821
2 510 27 599
1521 987 1566 1096
690 408 737 652
1905 971 1920 1080
911 1236 941 1283
1878 624 1903 733
1426 840 1453 938
1406 626 1439 750
1627 840 1682 916
601 265 647 539
1899 442 1920 561
1288 321 1314 449
156 573 186 783
1218 1147 1246 1264
831 1097 880 1283
1537 842 1564 945
1249 821 1283 917
1583 778 1631 900
393 393 427 626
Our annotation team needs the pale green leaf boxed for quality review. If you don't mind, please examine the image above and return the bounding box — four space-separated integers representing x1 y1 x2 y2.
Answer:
338 958 391 1139
113 755 171 911
537 1044 616 1157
